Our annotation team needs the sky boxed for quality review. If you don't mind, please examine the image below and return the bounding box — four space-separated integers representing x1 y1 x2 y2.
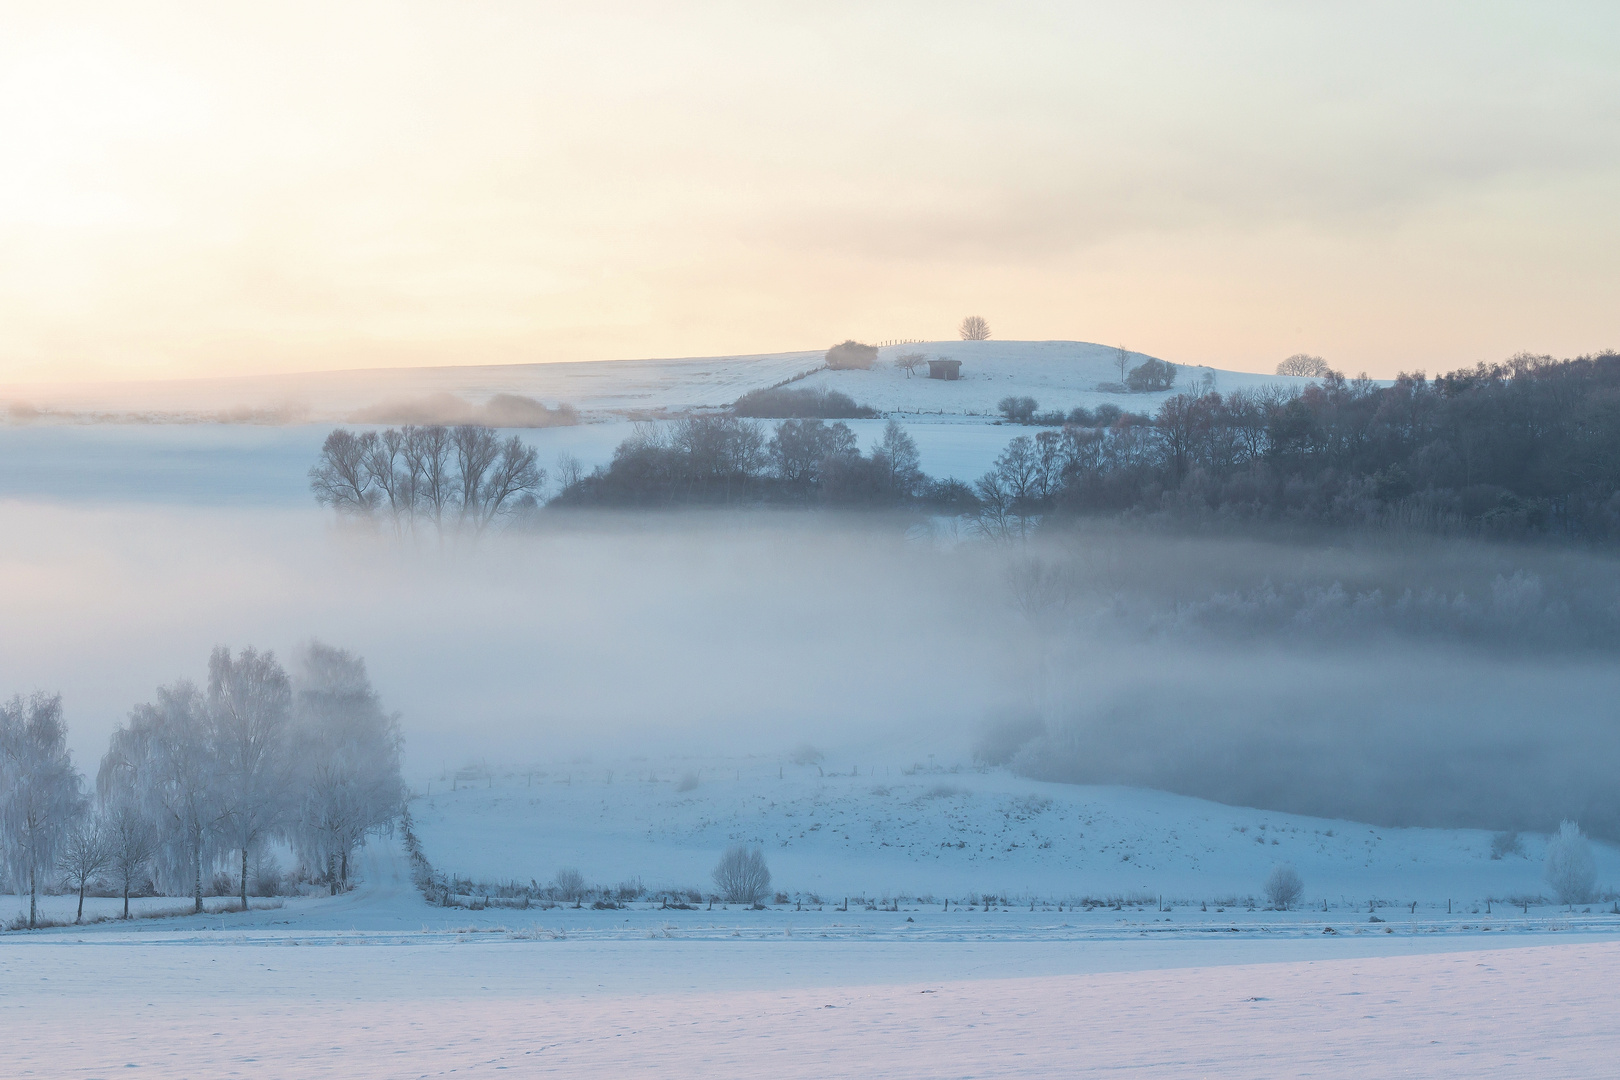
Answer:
1 1 1617 385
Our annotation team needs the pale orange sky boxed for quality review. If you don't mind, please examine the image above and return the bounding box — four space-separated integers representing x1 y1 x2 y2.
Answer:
2 1 1617 384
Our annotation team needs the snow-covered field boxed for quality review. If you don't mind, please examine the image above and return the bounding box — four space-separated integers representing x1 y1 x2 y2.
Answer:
413 757 1618 908
4 836 1619 1078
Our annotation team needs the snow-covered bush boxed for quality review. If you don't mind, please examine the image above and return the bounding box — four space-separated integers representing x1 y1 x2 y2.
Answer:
676 770 700 792
1264 864 1304 910
788 744 823 767
712 844 771 905
1544 821 1596 906
554 867 586 903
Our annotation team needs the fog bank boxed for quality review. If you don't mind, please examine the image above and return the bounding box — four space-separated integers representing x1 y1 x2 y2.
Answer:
3 501 1616 839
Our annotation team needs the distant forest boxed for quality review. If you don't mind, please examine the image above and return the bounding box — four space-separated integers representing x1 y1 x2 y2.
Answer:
312 352 1620 540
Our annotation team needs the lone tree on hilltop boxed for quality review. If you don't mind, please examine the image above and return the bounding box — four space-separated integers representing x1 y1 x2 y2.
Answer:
1276 353 1331 377
713 844 771 905
959 315 991 341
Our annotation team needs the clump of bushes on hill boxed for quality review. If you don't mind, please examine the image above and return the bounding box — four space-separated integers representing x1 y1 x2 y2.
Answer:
732 386 876 419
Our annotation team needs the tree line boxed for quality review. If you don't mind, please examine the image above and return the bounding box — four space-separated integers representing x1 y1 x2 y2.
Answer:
310 424 543 535
308 352 1620 539
551 416 974 508
0 643 402 928
976 352 1620 539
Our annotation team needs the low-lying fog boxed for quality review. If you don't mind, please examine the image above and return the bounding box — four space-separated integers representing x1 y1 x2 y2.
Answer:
2 499 1616 838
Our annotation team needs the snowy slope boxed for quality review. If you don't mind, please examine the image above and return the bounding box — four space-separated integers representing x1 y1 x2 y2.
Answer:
799 339 1311 418
4 341 1310 423
2 350 827 421
410 757 1618 906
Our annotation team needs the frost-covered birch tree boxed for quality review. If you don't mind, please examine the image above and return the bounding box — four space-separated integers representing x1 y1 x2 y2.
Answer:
290 643 403 894
0 693 87 928
207 646 295 913
100 683 219 914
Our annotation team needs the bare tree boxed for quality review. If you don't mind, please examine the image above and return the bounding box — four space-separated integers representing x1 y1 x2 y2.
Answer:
404 425 455 532
1 693 87 928
1276 353 1331 377
712 844 771 905
208 646 294 912
451 424 502 524
1115 344 1131 384
365 426 411 533
57 814 111 923
872 419 922 496
971 472 1026 542
104 805 159 919
1264 864 1303 910
959 315 991 341
466 435 543 530
555 452 585 492
894 352 927 378
309 429 378 516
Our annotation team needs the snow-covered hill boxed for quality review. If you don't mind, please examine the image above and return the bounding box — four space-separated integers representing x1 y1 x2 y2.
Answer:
4 341 1310 423
410 756 1616 907
800 340 1308 419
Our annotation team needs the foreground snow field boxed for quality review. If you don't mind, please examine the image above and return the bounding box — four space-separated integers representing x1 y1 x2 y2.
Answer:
6 825 1619 1077
5 906 1619 1076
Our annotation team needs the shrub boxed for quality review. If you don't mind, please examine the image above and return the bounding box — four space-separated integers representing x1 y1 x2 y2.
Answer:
732 387 875 419
676 770 700 792
1545 820 1597 905
1490 831 1523 859
1264 864 1304 910
826 341 878 369
554 867 587 903
712 845 771 905
1125 358 1177 392
998 396 1038 423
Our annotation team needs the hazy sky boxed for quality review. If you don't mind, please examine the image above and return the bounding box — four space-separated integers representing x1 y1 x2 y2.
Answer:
2 1 1617 383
